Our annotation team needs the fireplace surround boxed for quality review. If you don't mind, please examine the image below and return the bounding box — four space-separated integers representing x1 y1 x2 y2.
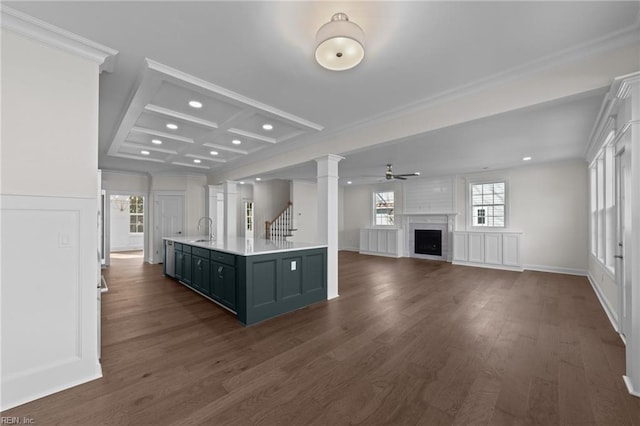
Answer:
404 213 456 261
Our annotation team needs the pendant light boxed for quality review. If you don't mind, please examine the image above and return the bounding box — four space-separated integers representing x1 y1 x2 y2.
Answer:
315 13 365 71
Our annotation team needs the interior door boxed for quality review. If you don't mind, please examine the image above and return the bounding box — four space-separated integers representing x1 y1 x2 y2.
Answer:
615 146 631 339
155 193 185 263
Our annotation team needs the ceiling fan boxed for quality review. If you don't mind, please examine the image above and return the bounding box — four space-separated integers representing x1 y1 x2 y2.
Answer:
384 164 420 180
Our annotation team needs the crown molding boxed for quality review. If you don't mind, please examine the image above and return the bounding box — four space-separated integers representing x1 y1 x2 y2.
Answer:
0 5 118 73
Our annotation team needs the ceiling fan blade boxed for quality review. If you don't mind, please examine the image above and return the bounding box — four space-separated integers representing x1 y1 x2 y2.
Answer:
393 175 408 180
394 173 419 178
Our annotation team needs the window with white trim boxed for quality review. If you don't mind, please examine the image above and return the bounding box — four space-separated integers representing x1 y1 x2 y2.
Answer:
129 196 144 233
374 191 394 226
471 182 505 227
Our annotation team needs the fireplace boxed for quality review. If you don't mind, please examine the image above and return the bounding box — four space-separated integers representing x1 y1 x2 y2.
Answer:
415 229 442 256
405 213 456 261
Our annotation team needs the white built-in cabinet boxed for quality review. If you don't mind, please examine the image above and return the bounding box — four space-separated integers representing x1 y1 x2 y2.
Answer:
452 231 522 270
359 228 404 258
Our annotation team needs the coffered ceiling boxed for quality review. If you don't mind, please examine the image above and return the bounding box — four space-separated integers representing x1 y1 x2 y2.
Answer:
5 1 640 184
108 59 323 171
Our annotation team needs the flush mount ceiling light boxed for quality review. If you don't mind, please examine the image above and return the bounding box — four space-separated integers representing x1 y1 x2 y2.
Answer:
232 139 242 145
151 139 162 145
262 123 273 131
188 100 203 109
210 150 219 156
166 123 178 130
315 12 365 71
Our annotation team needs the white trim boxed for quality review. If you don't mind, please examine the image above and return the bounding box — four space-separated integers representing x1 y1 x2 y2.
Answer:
0 5 118 73
359 251 403 259
203 142 249 155
144 104 218 129
130 126 194 144
339 246 359 252
523 264 587 276
452 260 523 272
146 59 323 132
227 128 277 144
623 376 640 398
587 273 620 333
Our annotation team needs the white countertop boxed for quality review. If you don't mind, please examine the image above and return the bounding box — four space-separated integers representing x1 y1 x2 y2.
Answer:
164 236 327 256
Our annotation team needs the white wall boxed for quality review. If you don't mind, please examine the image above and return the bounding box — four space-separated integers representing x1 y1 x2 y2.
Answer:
455 160 588 273
253 179 290 238
289 180 318 243
1 30 103 409
340 181 404 251
102 170 149 193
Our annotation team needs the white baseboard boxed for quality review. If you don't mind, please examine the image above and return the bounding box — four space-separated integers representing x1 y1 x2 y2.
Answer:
587 273 620 333
523 264 587 276
623 376 640 398
358 250 403 258
452 260 523 272
2 362 102 411
339 246 359 252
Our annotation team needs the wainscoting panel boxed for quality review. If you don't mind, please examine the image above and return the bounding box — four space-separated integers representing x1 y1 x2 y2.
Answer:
1 195 102 410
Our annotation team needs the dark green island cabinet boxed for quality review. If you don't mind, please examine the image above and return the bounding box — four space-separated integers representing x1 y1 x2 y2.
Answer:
164 238 327 326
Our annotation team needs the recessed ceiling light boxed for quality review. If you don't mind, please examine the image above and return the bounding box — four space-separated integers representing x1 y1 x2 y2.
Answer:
415 172 421 176
166 123 178 130
347 181 352 185
151 139 162 145
262 123 273 131
210 150 219 156
256 178 262 181
232 139 242 145
188 100 203 109
239 181 245 185
140 150 150 155
193 159 201 164
523 156 532 161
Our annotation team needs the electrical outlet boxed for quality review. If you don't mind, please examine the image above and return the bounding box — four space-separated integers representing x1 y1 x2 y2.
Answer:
291 260 297 271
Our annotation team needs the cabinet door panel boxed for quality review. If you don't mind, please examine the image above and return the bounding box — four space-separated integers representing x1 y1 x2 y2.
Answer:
211 262 224 301
468 233 484 263
503 234 521 267
192 256 210 295
182 253 192 284
484 233 502 265
175 251 184 279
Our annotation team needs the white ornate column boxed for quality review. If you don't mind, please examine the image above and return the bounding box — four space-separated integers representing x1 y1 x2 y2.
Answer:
223 180 237 240
316 155 343 300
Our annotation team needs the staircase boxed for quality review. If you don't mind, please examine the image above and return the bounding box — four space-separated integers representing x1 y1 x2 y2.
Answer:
265 201 296 242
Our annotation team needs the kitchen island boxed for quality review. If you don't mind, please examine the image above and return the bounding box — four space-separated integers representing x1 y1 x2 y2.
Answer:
163 237 327 326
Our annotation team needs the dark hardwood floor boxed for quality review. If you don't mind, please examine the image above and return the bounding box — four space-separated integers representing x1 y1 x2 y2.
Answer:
4 251 640 425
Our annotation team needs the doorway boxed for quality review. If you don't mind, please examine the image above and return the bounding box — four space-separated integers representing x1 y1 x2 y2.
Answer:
109 194 146 260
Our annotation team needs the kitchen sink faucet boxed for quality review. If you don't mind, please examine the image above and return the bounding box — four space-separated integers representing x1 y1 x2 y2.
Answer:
197 217 215 241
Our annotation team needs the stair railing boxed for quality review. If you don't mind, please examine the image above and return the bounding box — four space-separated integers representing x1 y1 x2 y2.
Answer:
265 201 294 241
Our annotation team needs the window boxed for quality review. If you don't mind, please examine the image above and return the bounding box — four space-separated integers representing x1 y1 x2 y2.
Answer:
374 191 394 226
129 196 144 233
471 182 505 227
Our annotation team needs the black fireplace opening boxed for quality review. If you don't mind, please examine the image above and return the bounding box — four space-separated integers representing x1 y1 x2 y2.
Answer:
415 229 442 256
